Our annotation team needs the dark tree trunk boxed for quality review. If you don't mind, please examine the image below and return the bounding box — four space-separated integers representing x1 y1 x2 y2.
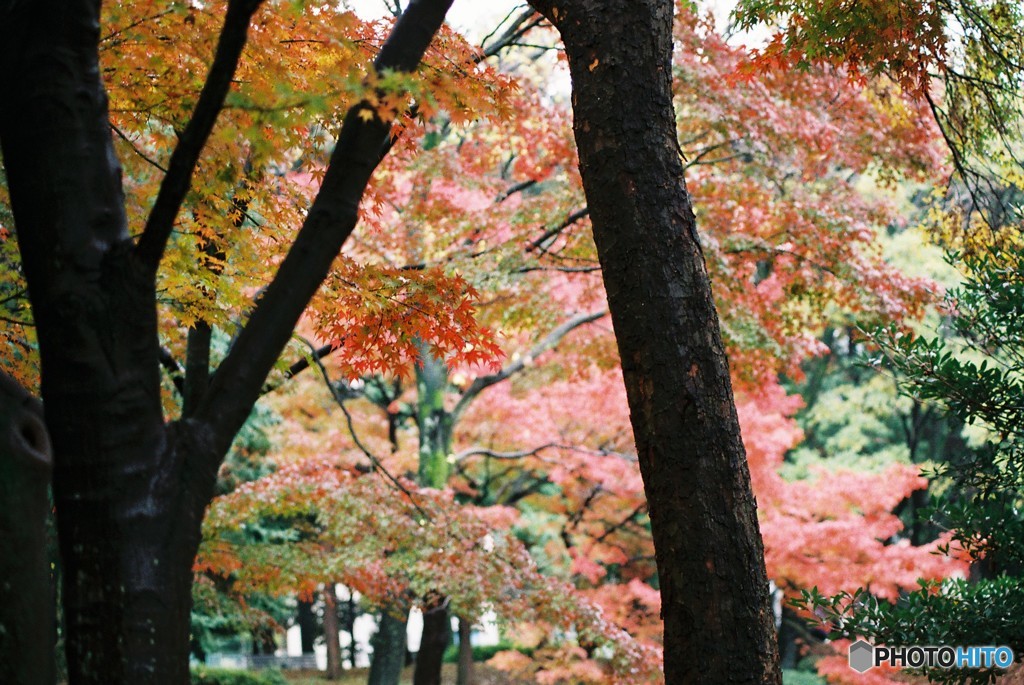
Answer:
367 610 409 685
413 601 451 685
778 608 800 670
297 598 317 655
324 586 343 679
456 616 474 685
526 1 782 682
0 1 454 682
346 592 359 668
0 372 55 685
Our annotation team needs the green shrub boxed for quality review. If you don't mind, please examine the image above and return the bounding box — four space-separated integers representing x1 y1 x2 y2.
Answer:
442 641 533 663
190 666 286 685
782 670 825 685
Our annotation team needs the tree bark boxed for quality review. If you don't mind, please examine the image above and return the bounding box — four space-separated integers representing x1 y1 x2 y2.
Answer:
526 1 782 682
0 372 55 685
324 586 343 680
367 610 409 685
456 616 474 685
297 598 317 656
413 601 451 685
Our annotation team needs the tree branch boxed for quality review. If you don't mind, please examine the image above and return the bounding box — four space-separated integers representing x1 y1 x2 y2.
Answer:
303 338 430 519
260 342 337 396
527 207 590 253
194 0 455 453
481 9 547 58
451 309 606 421
453 443 561 462
159 347 186 397
134 0 265 271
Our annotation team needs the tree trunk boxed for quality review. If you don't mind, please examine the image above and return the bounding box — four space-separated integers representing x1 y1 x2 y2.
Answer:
415 347 452 488
0 372 55 685
413 601 451 685
456 616 474 685
367 610 409 685
346 592 359 668
526 1 782 682
411 349 452 685
297 598 317 655
324 586 343 680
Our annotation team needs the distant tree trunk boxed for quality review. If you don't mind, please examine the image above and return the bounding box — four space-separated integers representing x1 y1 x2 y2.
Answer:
346 592 359 668
777 608 799 670
252 622 277 656
297 599 317 655
411 350 452 685
324 586 343 679
456 616 473 685
367 610 409 685
0 372 55 685
526 1 782 682
413 600 451 685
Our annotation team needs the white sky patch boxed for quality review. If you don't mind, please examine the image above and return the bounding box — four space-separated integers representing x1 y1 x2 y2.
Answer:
345 0 763 46
346 0 524 39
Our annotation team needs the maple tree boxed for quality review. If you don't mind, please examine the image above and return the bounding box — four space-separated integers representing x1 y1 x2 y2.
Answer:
0 0 762 680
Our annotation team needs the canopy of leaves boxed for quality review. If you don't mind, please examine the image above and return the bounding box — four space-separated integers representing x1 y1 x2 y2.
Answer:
733 0 1024 234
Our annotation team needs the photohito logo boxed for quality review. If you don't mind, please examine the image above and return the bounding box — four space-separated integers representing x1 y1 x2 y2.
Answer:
849 639 1015 672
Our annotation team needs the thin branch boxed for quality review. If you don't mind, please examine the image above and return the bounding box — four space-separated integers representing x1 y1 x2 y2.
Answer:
515 264 602 274
527 207 590 253
480 6 529 52
303 337 429 519
496 179 537 203
260 342 337 396
135 0 266 271
481 9 546 58
453 441 636 464
452 309 606 421
453 443 560 462
110 123 168 173
594 502 648 544
159 346 186 397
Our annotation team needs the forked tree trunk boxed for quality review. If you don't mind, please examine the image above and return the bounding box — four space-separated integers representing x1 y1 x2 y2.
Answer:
0 0 455 682
526 1 782 682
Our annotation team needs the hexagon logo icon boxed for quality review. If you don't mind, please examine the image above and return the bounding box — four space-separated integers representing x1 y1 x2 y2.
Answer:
849 640 875 673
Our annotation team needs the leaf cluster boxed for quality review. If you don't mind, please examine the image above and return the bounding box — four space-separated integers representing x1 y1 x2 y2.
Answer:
799 248 1024 682
795 577 1024 683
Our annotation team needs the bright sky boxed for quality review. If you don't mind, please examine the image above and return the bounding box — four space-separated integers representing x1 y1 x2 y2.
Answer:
347 0 747 44
347 0 525 39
